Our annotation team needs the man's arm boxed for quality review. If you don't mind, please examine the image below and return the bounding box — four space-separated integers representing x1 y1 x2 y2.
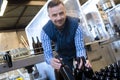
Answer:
75 25 92 68
40 29 53 64
74 25 86 58
41 30 62 69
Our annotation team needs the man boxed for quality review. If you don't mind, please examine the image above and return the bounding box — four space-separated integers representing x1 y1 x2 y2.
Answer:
41 0 91 76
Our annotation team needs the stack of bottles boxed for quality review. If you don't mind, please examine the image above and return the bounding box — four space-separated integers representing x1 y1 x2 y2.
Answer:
74 56 94 80
93 61 120 80
55 55 95 80
32 36 43 55
32 37 55 55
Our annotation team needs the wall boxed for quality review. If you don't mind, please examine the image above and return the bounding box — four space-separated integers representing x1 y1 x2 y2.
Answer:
0 30 28 52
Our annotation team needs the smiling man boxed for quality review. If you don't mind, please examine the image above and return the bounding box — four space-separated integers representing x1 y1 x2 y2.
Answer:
40 0 91 79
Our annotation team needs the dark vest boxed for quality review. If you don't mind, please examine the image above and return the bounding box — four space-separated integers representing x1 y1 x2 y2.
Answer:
43 16 79 60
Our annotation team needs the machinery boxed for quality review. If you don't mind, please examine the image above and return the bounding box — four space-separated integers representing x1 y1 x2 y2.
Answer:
0 48 44 80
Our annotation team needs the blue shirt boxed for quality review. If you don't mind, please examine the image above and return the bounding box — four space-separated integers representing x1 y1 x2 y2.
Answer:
41 25 86 64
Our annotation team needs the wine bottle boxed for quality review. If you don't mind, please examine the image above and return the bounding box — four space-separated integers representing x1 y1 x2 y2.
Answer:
54 69 64 80
92 74 99 80
99 75 104 80
3 52 12 68
81 56 94 79
74 57 83 80
32 37 37 54
36 36 42 54
105 77 111 80
55 55 75 80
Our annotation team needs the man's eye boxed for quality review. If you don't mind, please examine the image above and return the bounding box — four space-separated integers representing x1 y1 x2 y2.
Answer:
53 14 57 17
59 12 64 15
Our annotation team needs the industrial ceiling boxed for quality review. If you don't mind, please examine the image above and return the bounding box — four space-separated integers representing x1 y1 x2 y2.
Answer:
0 0 119 31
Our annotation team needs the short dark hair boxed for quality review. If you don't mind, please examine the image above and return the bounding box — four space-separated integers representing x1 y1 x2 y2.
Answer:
47 0 64 10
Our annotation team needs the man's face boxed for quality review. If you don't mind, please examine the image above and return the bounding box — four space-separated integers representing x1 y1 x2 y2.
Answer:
48 3 66 29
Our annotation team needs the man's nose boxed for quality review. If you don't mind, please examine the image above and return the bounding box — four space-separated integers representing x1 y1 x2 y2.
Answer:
57 14 61 20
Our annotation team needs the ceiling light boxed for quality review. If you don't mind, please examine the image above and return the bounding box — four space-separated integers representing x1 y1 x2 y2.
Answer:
0 0 8 16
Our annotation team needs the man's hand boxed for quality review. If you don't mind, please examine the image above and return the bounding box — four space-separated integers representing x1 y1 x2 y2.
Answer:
85 60 92 68
77 59 92 69
78 58 83 69
50 58 62 69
